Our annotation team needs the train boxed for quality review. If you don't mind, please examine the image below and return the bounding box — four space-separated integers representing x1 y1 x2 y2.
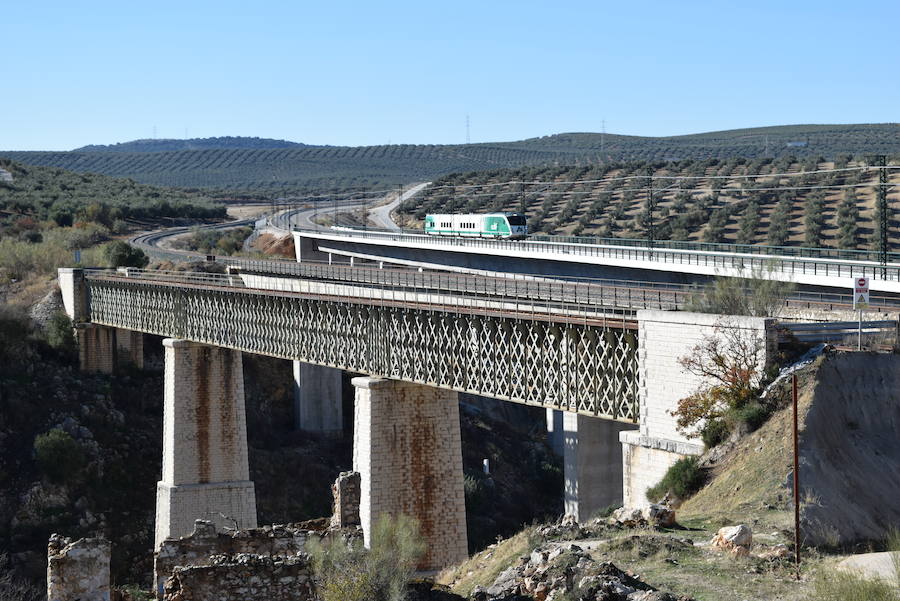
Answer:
423 213 528 240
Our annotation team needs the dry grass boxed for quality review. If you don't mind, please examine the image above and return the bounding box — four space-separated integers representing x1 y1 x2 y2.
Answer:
436 528 535 597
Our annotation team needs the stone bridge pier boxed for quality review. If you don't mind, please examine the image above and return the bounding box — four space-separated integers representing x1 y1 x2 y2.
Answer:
154 339 257 551
351 377 468 571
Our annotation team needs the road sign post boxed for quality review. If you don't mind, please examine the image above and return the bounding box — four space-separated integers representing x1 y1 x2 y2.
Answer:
853 277 870 350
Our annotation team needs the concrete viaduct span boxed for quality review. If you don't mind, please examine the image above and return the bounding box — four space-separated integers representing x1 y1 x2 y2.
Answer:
295 226 900 293
58 263 775 571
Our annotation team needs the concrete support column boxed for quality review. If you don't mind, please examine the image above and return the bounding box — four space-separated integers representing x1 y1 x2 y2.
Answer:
115 328 144 369
546 408 564 456
292 361 343 435
351 377 468 571
76 324 117 374
564 412 635 522
155 339 257 552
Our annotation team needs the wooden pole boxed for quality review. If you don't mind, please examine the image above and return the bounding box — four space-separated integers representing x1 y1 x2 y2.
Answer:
792 373 801 579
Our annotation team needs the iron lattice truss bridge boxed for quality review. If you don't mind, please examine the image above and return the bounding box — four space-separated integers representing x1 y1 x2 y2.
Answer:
84 271 640 422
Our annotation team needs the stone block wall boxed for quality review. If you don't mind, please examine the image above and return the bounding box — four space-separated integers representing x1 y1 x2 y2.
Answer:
293 361 344 434
163 554 314 601
115 328 144 369
563 413 636 522
352 377 468 571
47 534 110 601
58 268 86 322
154 520 319 597
636 310 775 443
619 432 703 507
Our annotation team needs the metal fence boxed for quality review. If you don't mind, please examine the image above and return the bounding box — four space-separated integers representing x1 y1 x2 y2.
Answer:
778 320 899 346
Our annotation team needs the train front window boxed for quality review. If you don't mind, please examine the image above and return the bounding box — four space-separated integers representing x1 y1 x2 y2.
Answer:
507 215 526 226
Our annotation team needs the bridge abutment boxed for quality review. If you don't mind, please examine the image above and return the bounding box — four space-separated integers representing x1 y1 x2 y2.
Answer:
292 361 343 435
622 311 775 507
564 413 635 522
351 376 468 571
154 339 257 552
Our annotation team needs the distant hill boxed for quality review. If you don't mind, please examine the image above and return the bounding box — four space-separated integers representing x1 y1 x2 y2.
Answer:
74 136 309 153
4 124 899 195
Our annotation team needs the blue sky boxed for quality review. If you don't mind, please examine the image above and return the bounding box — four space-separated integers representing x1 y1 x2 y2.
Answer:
2 0 898 150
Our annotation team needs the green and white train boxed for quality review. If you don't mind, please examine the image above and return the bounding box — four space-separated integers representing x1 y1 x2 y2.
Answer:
423 213 528 240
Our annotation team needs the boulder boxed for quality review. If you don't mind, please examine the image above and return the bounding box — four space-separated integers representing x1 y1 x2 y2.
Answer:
611 505 676 528
711 524 752 556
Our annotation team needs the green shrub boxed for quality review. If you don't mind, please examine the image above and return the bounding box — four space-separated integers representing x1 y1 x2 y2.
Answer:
646 457 706 503
730 402 769 432
45 312 75 353
309 513 425 601
34 429 85 484
700 419 729 449
102 241 149 268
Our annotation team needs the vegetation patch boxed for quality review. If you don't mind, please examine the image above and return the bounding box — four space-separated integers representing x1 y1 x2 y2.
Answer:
646 457 707 503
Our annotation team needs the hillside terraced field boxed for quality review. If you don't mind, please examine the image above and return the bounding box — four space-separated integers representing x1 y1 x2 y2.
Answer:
398 155 900 252
3 124 899 194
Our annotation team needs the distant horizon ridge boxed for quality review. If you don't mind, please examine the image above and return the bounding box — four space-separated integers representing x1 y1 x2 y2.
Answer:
66 122 900 153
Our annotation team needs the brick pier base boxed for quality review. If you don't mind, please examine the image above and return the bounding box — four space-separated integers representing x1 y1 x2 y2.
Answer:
154 339 257 552
351 377 468 570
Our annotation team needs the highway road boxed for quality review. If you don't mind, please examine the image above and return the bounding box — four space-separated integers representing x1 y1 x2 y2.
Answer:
368 182 430 231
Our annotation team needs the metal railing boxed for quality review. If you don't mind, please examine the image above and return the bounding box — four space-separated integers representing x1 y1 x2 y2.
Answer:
216 256 900 312
87 268 641 325
296 227 900 283
779 320 899 345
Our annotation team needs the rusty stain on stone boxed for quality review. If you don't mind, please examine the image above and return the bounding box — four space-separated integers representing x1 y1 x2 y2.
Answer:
195 347 211 484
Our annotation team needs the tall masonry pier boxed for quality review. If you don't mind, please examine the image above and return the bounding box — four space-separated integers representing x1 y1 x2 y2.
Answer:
352 377 468 570
154 339 257 550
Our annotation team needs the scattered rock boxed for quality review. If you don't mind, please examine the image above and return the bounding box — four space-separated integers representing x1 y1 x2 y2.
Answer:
29 286 64 330
611 504 676 528
711 524 752 557
481 543 691 601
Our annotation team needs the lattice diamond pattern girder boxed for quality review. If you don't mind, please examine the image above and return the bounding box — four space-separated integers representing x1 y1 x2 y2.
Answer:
86 278 638 422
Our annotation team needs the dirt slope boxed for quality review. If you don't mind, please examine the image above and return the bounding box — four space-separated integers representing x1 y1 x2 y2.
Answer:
799 353 900 545
681 351 900 547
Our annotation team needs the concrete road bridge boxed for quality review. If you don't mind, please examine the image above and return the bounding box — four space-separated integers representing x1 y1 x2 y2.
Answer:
59 260 779 576
294 226 900 294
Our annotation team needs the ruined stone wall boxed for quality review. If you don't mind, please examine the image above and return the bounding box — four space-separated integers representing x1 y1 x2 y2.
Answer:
330 471 361 528
47 535 110 601
163 554 314 601
154 520 317 597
